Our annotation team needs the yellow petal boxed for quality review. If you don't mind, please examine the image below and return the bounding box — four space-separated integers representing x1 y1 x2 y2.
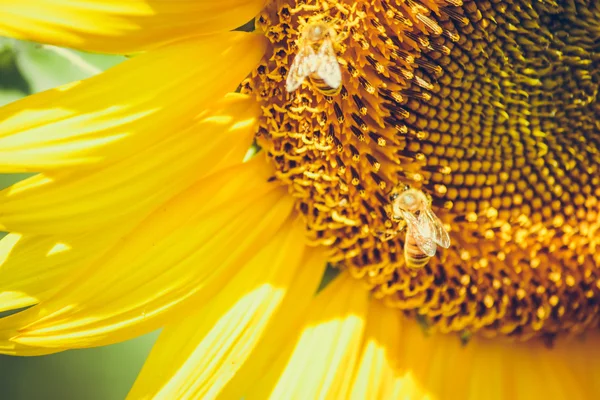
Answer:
0 93 258 234
550 338 600 399
0 229 132 312
216 254 328 400
127 222 326 400
233 281 600 400
0 0 265 53
247 274 369 400
349 301 424 400
367 303 600 400
0 157 294 354
0 32 265 172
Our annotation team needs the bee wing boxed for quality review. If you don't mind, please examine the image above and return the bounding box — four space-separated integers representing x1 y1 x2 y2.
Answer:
417 209 451 249
315 38 342 89
403 211 438 257
412 226 438 257
286 45 317 92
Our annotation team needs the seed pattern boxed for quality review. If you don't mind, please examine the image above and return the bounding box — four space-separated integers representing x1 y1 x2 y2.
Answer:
245 0 600 341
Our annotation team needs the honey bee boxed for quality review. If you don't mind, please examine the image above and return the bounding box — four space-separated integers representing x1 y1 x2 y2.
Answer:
386 187 451 269
286 21 342 95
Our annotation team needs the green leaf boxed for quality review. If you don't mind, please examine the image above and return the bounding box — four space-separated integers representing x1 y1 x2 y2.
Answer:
15 42 126 93
0 172 32 190
0 88 26 106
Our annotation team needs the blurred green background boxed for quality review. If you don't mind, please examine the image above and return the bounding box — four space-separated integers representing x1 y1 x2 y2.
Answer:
0 39 159 400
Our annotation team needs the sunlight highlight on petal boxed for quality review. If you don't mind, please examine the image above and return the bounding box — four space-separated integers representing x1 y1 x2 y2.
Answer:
350 301 424 400
0 33 265 172
0 93 258 234
0 229 133 313
248 274 369 400
216 249 329 400
0 0 266 53
0 158 293 354
127 222 326 400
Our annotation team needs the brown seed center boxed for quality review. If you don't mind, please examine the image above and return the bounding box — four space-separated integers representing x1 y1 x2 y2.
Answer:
245 0 600 342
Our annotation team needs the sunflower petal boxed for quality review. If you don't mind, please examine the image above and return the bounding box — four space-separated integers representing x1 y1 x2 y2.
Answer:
216 255 328 400
247 274 369 399
0 230 130 313
0 158 294 354
127 223 326 400
0 0 265 53
552 336 600 399
0 93 257 234
349 301 424 400
0 32 265 172
381 310 600 400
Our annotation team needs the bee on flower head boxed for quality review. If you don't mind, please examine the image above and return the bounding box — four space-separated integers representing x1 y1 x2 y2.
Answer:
380 186 451 269
285 18 343 95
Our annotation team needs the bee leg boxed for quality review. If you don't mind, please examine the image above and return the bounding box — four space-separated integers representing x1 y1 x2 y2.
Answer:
375 229 399 241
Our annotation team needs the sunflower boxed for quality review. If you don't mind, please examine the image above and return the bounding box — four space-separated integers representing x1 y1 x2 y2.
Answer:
1 0 600 398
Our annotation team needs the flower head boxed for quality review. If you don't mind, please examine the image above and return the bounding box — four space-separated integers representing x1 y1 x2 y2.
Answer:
250 0 600 341
0 0 599 398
